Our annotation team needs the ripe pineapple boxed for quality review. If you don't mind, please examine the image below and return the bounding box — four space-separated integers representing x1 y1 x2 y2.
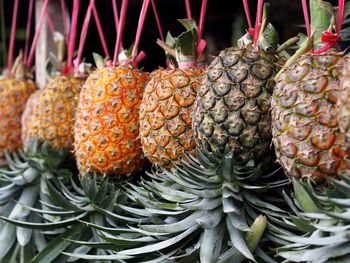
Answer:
193 22 282 168
271 0 350 185
74 65 149 176
337 55 350 139
140 20 204 168
0 54 36 156
22 76 84 151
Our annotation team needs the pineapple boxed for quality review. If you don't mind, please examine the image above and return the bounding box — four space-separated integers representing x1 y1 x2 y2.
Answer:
337 55 350 139
22 76 84 151
140 20 204 168
74 64 150 176
21 34 85 151
192 7 284 169
271 0 350 185
0 54 36 156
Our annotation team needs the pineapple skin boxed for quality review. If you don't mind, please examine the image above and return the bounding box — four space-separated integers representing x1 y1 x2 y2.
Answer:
0 79 36 156
338 55 350 139
193 47 279 167
74 66 150 176
272 52 350 184
140 68 204 167
22 75 83 151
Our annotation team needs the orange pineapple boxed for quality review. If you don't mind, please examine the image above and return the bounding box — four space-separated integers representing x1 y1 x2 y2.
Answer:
21 75 84 150
140 20 204 168
0 54 36 156
74 65 150 176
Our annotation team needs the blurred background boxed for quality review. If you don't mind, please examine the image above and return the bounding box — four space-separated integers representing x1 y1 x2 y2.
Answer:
0 0 342 72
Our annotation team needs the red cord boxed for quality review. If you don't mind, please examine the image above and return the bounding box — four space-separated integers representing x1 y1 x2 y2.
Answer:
185 0 192 19
67 0 80 69
7 0 19 75
26 0 50 67
131 0 151 66
60 0 69 45
253 0 264 47
151 0 164 41
92 5 110 58
76 0 94 66
24 0 34 63
113 0 129 65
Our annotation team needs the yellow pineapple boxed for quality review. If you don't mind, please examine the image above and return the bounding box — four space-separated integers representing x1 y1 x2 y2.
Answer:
22 75 84 150
0 54 36 156
74 65 150 176
140 20 204 168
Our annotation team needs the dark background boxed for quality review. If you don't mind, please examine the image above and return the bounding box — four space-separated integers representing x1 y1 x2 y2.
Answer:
0 0 342 72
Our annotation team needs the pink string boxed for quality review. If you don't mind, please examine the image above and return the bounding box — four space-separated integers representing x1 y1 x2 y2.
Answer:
151 0 164 41
197 0 208 44
46 10 55 34
92 5 110 58
113 0 129 66
7 0 19 75
185 0 192 19
253 0 264 47
67 0 80 69
314 0 345 54
301 0 311 38
242 0 254 37
60 0 69 44
337 0 345 36
26 0 50 67
131 0 151 66
112 0 120 33
76 0 94 65
24 0 34 63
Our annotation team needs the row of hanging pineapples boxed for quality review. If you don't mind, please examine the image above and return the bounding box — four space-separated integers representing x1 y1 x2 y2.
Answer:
1 0 350 262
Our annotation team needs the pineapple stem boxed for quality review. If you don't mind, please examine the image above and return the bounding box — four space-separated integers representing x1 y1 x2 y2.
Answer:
310 0 334 50
276 37 313 79
257 3 269 44
156 39 176 58
276 35 300 54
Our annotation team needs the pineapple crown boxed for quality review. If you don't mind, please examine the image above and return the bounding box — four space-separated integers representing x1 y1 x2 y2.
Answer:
241 1 280 52
157 19 202 69
300 0 347 53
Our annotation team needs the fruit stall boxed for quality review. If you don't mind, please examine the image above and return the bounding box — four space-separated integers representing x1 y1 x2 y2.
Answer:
0 0 350 262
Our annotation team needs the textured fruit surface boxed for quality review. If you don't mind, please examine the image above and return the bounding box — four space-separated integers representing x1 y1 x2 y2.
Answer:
193 47 279 167
272 52 350 184
0 79 36 156
338 55 350 139
74 66 150 176
140 68 203 167
22 75 84 150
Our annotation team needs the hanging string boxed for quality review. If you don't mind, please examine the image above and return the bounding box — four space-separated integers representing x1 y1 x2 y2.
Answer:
185 0 192 19
314 0 344 54
7 0 19 75
60 0 69 44
76 0 94 66
197 0 208 58
24 0 34 63
113 0 129 66
92 4 110 58
301 0 311 38
131 0 151 67
151 0 164 41
253 0 264 47
26 0 50 67
242 0 254 37
45 10 56 34
112 0 120 33
337 0 344 35
67 0 80 69
0 0 6 66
